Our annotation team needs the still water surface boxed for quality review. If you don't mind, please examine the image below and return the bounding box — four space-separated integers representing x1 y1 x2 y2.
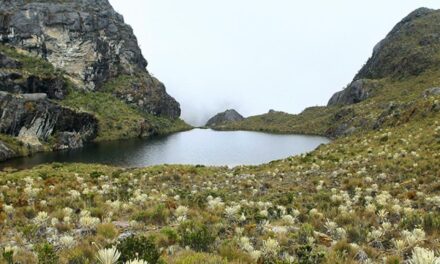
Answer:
1 129 330 169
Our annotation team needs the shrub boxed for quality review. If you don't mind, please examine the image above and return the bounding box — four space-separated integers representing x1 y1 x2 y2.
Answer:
2 250 13 264
116 236 161 264
178 221 216 252
89 171 103 179
169 251 227 264
36 243 59 264
297 224 314 244
63 243 95 264
385 255 402 264
97 223 119 240
132 204 169 225
218 242 254 263
296 244 325 264
160 227 178 245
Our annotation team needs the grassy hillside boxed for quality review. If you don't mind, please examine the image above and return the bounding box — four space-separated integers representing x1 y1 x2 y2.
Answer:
214 107 335 136
0 98 439 263
217 68 440 138
61 90 190 142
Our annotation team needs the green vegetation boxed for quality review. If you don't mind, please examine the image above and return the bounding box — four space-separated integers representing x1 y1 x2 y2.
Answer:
215 107 336 136
0 134 30 158
218 68 440 139
61 88 190 142
356 8 440 80
116 236 161 264
102 74 141 94
0 98 439 262
0 44 59 78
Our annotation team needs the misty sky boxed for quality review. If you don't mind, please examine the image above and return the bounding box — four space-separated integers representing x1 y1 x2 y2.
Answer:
109 1 440 125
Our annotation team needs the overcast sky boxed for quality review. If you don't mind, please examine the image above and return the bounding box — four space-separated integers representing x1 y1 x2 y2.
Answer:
109 1 440 125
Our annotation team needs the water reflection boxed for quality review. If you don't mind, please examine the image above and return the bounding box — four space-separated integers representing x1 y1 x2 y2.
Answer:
1 129 330 169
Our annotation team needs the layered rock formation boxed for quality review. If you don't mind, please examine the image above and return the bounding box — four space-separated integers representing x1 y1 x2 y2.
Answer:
0 0 180 118
0 91 98 149
206 109 244 127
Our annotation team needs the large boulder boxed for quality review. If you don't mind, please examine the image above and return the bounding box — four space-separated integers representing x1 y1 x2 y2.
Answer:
328 79 380 106
206 109 244 127
423 87 440 97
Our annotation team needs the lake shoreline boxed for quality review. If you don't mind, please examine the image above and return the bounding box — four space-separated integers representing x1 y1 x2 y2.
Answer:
0 129 330 170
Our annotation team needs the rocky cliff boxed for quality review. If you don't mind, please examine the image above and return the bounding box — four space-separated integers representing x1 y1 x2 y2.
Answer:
0 0 185 161
0 91 98 149
0 0 180 118
205 109 244 127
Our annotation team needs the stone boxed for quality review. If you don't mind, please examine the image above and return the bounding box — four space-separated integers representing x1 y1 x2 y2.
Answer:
326 123 357 138
354 250 370 263
205 109 244 127
328 79 378 106
21 93 47 101
118 231 134 241
423 87 440 97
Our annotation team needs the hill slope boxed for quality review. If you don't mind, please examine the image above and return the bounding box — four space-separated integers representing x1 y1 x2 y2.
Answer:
0 93 438 264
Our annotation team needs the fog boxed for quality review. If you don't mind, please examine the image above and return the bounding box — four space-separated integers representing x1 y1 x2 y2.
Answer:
109 0 440 126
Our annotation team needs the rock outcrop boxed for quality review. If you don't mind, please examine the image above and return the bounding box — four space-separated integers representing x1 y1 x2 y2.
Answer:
0 91 98 150
206 109 244 127
423 87 440 98
328 79 381 106
0 0 180 118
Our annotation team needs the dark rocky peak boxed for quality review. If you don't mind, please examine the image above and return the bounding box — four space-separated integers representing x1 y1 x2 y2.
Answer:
355 7 440 81
328 8 440 106
206 109 244 127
